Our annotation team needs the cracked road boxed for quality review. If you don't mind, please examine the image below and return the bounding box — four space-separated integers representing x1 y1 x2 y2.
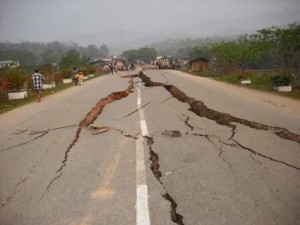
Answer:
0 70 299 225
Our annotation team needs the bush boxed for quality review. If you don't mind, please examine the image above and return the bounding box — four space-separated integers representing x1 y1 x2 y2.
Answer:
231 68 253 80
52 69 72 83
39 64 56 81
271 71 294 86
85 66 96 75
79 66 96 76
60 69 72 79
1 67 27 90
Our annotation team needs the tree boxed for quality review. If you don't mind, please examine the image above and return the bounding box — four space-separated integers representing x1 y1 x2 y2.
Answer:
1 67 27 90
41 50 62 64
99 44 110 58
122 47 157 62
122 49 139 62
59 49 88 69
85 44 99 59
251 23 300 69
138 48 157 61
0 50 39 67
205 41 243 73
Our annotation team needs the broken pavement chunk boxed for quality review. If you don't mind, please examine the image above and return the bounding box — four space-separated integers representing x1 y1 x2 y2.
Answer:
90 126 109 135
163 130 181 137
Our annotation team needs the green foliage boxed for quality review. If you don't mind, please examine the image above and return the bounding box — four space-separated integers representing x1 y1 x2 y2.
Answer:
82 66 96 75
249 74 273 90
122 47 157 62
59 50 89 69
271 71 294 86
0 50 39 66
217 75 240 84
56 68 72 79
41 50 62 64
39 64 55 75
99 44 110 58
250 23 300 69
150 23 300 73
205 40 260 74
0 41 111 66
85 45 99 59
233 70 253 80
1 67 27 90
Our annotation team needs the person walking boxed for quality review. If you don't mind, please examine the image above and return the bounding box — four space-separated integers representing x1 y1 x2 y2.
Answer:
110 62 114 75
76 71 84 86
72 67 78 86
32 68 45 103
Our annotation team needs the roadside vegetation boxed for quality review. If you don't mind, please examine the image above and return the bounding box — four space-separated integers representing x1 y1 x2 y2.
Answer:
190 70 300 99
178 23 300 99
0 51 104 114
0 23 299 114
0 42 110 67
0 68 103 114
0 82 74 114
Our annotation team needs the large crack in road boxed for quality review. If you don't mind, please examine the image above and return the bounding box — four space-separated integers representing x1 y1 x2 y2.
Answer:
122 72 300 224
145 136 185 225
47 80 134 191
138 73 300 144
3 73 298 223
136 73 300 172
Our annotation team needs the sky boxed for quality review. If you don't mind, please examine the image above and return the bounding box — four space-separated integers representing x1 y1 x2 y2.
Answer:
0 0 300 46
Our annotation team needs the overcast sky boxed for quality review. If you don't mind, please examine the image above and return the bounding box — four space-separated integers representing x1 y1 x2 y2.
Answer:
0 0 300 44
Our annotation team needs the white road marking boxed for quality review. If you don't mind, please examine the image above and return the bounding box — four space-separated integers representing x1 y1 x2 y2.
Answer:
136 185 150 225
140 120 148 136
136 84 151 225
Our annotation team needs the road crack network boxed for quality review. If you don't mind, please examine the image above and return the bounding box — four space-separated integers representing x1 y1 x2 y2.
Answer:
90 126 139 139
138 73 300 144
135 73 300 172
47 81 134 191
145 136 185 225
0 125 77 152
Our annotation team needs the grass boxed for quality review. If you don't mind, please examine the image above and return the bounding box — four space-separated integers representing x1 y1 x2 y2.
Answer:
0 74 103 115
190 71 300 100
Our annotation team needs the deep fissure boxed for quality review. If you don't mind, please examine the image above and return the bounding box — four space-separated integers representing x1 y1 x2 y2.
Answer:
138 73 300 144
136 73 300 172
145 136 185 225
47 81 134 191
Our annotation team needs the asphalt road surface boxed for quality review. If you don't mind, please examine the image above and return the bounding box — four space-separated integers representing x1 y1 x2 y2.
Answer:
0 70 299 225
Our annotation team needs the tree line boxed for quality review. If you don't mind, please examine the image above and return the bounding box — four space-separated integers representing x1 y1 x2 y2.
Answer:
0 41 110 67
121 47 157 62
1 23 299 74
150 23 300 73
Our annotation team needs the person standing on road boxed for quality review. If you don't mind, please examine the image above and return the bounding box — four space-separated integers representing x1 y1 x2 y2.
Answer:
76 71 84 86
110 62 114 75
114 60 118 74
32 68 45 103
72 67 78 86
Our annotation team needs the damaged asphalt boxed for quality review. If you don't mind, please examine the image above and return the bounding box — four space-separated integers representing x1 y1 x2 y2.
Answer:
0 70 299 225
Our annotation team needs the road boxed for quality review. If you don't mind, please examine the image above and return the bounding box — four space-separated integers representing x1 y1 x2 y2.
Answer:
0 70 299 225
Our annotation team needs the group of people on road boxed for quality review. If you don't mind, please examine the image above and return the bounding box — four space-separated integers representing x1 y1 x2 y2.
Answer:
103 61 136 75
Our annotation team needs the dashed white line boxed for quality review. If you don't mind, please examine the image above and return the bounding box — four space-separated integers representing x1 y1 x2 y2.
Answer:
136 84 151 225
140 120 148 136
136 185 150 225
